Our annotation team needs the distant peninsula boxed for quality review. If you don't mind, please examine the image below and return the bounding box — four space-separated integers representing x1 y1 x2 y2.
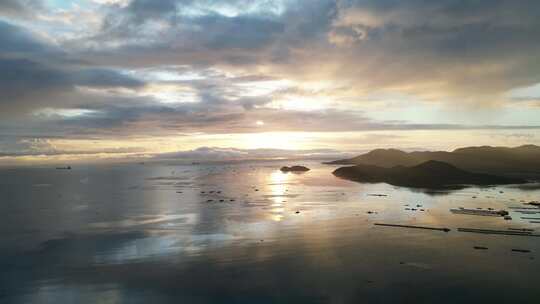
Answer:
326 145 540 179
333 160 526 189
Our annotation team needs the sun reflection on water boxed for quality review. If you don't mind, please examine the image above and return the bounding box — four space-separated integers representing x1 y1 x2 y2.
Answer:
268 170 290 221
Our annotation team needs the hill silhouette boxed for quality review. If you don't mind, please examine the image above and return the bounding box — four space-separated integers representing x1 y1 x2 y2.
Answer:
333 160 526 189
326 145 540 179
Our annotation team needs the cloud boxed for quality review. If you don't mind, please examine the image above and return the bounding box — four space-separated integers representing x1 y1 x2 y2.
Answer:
0 20 145 116
74 0 540 103
8 0 540 102
0 135 145 157
2 0 540 161
155 146 349 161
9 96 538 142
325 0 540 98
0 58 145 115
0 0 43 18
71 0 335 69
0 20 52 55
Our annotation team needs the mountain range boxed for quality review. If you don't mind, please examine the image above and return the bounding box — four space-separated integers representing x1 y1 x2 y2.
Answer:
326 145 540 179
332 160 526 190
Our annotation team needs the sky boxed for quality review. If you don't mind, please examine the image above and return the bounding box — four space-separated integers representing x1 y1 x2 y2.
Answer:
1 0 540 164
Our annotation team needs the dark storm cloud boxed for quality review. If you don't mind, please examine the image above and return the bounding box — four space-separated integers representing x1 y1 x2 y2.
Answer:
0 58 144 99
0 20 51 54
46 94 269 135
117 0 287 25
193 15 285 50
75 68 144 88
79 0 336 68
125 0 179 21
0 20 145 115
328 0 540 97
0 57 144 114
80 0 540 100
0 0 42 18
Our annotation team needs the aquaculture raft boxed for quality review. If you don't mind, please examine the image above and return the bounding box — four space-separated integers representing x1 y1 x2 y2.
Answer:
450 207 508 217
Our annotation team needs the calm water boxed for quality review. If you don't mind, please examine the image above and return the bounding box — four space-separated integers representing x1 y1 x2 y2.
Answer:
1 161 539 303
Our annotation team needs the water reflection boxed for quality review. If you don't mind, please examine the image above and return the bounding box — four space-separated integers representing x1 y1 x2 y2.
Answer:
1 161 540 303
268 170 290 222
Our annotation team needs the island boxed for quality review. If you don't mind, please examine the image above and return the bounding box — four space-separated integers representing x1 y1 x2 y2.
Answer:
332 160 526 189
325 145 540 179
280 165 310 172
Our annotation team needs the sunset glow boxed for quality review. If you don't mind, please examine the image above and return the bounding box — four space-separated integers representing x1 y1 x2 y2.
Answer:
3 2 540 302
1 0 540 164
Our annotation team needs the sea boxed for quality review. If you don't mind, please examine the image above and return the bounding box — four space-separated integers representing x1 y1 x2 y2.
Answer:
1 160 539 303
